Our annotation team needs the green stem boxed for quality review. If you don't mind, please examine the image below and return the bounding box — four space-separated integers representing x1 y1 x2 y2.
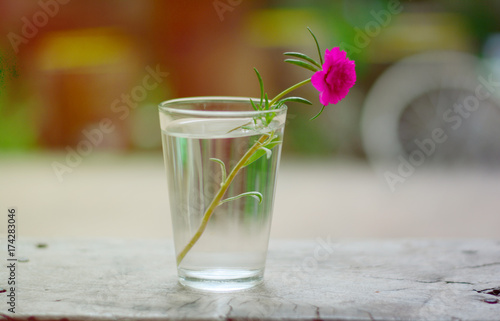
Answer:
268 78 311 108
309 105 326 121
176 134 270 265
177 78 312 266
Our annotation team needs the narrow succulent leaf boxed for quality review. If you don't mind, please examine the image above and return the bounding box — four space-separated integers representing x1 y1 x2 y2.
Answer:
262 133 275 145
284 52 321 68
259 146 272 159
244 149 267 167
227 121 252 133
264 93 270 110
307 27 323 65
265 111 276 125
265 139 282 149
254 68 264 107
209 158 227 183
220 191 263 204
274 101 284 110
279 97 313 105
243 137 282 167
284 59 318 72
310 105 326 121
250 99 258 111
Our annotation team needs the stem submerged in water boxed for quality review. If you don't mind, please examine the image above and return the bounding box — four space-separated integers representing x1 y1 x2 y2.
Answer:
176 78 312 266
176 134 270 265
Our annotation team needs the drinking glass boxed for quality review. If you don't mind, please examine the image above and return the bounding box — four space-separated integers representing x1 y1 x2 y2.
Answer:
159 97 287 291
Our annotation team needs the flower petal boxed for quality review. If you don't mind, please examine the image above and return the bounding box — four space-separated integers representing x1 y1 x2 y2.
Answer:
311 47 356 106
311 70 327 92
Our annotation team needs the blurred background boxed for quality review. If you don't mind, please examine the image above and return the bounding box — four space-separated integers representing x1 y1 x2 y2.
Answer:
1 0 499 239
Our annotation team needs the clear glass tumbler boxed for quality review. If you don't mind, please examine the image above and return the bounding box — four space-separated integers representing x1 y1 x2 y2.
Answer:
159 97 287 291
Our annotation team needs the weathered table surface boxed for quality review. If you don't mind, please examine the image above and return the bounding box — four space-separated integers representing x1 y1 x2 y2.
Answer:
1 238 499 320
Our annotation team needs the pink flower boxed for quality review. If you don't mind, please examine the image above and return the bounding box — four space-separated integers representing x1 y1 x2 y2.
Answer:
311 47 356 106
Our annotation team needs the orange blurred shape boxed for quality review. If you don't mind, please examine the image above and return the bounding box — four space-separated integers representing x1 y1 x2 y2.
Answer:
34 27 142 149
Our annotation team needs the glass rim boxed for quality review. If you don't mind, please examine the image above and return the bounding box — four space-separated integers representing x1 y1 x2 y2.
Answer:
158 96 287 117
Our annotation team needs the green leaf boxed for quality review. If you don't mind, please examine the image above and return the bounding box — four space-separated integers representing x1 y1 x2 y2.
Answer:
259 146 272 159
250 99 258 111
264 93 270 110
274 101 285 109
220 191 263 204
243 137 282 167
254 68 264 108
227 121 252 133
209 158 226 183
279 97 313 106
310 105 326 121
268 111 278 125
284 59 319 72
284 52 321 68
307 27 323 65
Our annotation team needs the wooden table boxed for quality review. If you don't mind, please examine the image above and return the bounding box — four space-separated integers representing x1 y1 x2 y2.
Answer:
1 238 499 320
